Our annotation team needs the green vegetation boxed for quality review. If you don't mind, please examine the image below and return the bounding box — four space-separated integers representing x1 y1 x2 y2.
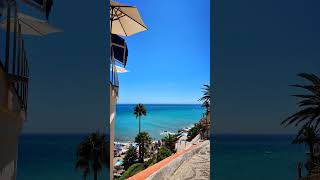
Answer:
162 134 178 153
75 132 107 180
135 131 152 162
156 146 172 162
198 84 211 113
145 156 157 168
293 125 319 174
134 104 147 164
281 73 320 175
115 163 145 180
123 146 138 169
187 124 203 141
134 103 147 134
199 84 211 139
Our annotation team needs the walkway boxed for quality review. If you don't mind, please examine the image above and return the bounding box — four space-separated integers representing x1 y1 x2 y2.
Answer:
171 142 210 180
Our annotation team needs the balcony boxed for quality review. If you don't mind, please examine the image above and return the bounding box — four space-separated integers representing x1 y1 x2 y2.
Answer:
0 11 29 115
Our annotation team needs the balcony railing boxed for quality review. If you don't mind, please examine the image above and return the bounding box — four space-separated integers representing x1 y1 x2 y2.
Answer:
0 5 29 113
110 46 119 96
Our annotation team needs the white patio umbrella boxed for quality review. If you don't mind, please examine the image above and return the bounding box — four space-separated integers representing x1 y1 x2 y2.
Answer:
0 12 61 36
110 0 147 36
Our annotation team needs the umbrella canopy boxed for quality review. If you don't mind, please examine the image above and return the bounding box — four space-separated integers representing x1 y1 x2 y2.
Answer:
0 12 61 36
110 0 147 36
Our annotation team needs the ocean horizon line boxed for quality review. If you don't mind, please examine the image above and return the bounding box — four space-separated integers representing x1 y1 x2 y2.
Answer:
116 103 202 105
20 132 296 136
213 133 296 136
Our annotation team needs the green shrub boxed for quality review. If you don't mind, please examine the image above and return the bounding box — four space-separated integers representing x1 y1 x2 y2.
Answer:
144 156 157 168
162 134 178 153
123 146 138 169
156 146 172 162
187 124 203 141
116 163 145 180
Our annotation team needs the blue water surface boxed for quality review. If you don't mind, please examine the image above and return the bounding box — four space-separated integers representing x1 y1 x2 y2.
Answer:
115 104 205 141
213 134 307 180
17 134 108 180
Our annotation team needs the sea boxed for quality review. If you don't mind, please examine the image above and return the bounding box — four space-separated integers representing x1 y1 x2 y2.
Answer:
17 134 108 180
115 104 205 141
213 134 307 180
17 104 308 180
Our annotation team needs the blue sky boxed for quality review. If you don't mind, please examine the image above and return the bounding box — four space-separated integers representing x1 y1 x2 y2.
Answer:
115 0 210 104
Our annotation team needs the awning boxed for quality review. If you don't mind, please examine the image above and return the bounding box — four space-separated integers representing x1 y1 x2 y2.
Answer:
111 33 128 66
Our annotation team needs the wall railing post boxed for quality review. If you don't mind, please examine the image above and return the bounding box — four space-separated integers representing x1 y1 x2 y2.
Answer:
5 3 11 72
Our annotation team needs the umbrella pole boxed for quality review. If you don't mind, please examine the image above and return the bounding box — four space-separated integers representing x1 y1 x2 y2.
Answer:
5 1 11 72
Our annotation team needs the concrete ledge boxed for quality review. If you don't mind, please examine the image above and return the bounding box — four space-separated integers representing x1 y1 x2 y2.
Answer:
147 141 209 180
128 140 209 180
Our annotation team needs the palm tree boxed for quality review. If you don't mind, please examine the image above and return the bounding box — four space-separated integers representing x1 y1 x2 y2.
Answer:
134 103 147 134
135 132 151 162
293 125 320 174
281 73 320 128
76 132 107 180
162 134 178 153
202 101 210 115
199 84 210 109
199 84 211 139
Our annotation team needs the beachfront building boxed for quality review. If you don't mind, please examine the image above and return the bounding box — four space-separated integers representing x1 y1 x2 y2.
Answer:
109 49 119 180
109 1 147 179
0 1 58 179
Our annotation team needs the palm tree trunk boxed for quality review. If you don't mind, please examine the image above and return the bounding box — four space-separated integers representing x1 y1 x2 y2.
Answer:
139 116 141 134
310 143 315 172
94 170 97 180
139 116 142 162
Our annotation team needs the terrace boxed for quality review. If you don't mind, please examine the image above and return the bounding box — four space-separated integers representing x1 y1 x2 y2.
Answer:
0 3 29 116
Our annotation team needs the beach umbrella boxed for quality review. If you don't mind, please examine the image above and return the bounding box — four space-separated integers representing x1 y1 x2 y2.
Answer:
0 12 61 36
110 0 147 36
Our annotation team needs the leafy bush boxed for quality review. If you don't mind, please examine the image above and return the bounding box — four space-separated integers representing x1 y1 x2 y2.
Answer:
123 146 138 169
156 146 172 162
144 156 157 168
162 134 178 153
115 163 145 180
187 124 203 141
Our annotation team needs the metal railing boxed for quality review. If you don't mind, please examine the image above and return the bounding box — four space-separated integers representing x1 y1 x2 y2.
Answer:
110 47 119 96
0 3 29 112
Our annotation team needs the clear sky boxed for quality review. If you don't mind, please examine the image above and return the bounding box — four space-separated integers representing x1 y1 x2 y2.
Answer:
13 0 108 134
115 0 210 104
213 0 320 134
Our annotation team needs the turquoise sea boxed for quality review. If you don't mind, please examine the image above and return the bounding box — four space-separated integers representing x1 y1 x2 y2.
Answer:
114 104 205 141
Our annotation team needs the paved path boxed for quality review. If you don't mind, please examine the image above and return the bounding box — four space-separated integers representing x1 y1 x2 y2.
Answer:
171 142 210 180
